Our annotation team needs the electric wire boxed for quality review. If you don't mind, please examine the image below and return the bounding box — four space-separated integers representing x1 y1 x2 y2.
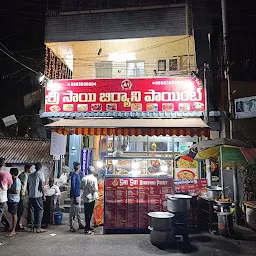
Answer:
0 47 41 76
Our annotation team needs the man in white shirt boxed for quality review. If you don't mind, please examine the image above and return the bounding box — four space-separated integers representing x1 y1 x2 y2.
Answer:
82 166 98 234
44 179 61 198
43 179 61 227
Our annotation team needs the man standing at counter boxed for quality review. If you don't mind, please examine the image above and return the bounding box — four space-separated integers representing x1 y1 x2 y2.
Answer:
69 162 84 232
82 166 98 234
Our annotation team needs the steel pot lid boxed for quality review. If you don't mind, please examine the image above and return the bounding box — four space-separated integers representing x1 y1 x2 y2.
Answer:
188 192 198 197
207 186 223 191
148 212 174 218
167 194 192 200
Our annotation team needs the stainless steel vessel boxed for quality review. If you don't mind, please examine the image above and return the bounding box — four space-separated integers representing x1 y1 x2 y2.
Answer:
148 212 175 231
166 194 192 213
206 186 222 199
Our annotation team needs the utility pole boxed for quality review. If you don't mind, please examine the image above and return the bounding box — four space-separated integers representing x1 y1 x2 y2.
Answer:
203 63 209 124
221 0 233 139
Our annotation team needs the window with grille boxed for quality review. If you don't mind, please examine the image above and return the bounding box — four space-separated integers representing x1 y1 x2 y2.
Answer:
126 61 145 77
169 58 178 71
95 61 112 78
158 60 166 71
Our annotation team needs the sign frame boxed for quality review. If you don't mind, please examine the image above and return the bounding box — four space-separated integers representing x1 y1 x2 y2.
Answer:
45 77 206 117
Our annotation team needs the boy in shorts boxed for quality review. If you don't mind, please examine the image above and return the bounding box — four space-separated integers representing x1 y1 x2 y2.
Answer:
7 168 21 237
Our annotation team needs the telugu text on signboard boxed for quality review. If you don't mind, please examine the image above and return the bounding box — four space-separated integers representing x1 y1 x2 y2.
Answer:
45 77 205 115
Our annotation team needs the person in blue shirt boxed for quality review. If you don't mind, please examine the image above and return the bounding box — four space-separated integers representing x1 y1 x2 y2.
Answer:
98 164 113 179
7 168 21 237
69 162 84 232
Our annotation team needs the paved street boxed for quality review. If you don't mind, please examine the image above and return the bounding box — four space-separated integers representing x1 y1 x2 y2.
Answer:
0 214 256 256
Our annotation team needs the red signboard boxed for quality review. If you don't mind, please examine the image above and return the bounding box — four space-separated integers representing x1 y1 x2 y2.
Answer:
104 177 174 230
174 178 207 194
45 77 205 114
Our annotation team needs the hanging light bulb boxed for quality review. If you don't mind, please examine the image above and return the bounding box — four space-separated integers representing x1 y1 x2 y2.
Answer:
39 74 45 83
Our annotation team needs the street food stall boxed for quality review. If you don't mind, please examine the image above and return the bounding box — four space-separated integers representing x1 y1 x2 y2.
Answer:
42 77 210 233
182 138 256 234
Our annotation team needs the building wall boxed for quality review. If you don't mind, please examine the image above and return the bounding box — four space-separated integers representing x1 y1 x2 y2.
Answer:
46 35 196 79
5 163 54 183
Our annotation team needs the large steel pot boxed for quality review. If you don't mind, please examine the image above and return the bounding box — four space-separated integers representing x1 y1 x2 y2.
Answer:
150 229 176 246
148 212 175 231
166 194 192 213
206 186 222 199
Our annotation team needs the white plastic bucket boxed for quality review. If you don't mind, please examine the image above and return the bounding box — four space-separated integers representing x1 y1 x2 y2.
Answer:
246 207 256 230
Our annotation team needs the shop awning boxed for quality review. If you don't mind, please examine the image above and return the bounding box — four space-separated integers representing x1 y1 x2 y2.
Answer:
0 138 52 164
46 118 209 137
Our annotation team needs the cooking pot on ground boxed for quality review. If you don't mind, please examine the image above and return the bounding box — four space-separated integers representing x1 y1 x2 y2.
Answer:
148 212 175 231
206 186 222 199
166 194 192 213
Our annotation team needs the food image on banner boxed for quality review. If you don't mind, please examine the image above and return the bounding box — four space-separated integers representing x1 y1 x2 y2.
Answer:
146 103 158 111
203 160 219 182
106 104 117 111
131 103 142 111
162 103 174 112
63 104 74 111
77 104 88 111
49 105 61 112
175 168 197 180
91 104 102 111
179 103 190 111
175 156 198 180
193 102 204 111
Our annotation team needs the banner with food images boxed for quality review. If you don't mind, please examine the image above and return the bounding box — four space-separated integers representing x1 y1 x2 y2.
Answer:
175 156 198 180
45 77 205 114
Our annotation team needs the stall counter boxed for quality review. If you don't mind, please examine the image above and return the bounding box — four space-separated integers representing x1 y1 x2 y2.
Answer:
104 175 174 234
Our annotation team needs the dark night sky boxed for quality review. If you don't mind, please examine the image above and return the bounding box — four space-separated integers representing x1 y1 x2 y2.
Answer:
0 1 46 135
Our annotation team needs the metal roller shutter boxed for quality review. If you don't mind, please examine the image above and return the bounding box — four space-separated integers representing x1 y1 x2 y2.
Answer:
45 5 187 42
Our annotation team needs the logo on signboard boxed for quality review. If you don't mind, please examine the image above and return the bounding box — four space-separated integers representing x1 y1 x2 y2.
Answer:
121 79 132 90
112 179 118 186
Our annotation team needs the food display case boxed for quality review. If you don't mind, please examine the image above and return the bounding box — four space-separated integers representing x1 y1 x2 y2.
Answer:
104 155 173 176
99 135 200 180
103 155 175 233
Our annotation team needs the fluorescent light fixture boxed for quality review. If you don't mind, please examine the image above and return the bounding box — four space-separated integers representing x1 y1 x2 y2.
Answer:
39 74 45 83
96 161 104 169
130 170 141 176
160 165 168 173
131 161 139 170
